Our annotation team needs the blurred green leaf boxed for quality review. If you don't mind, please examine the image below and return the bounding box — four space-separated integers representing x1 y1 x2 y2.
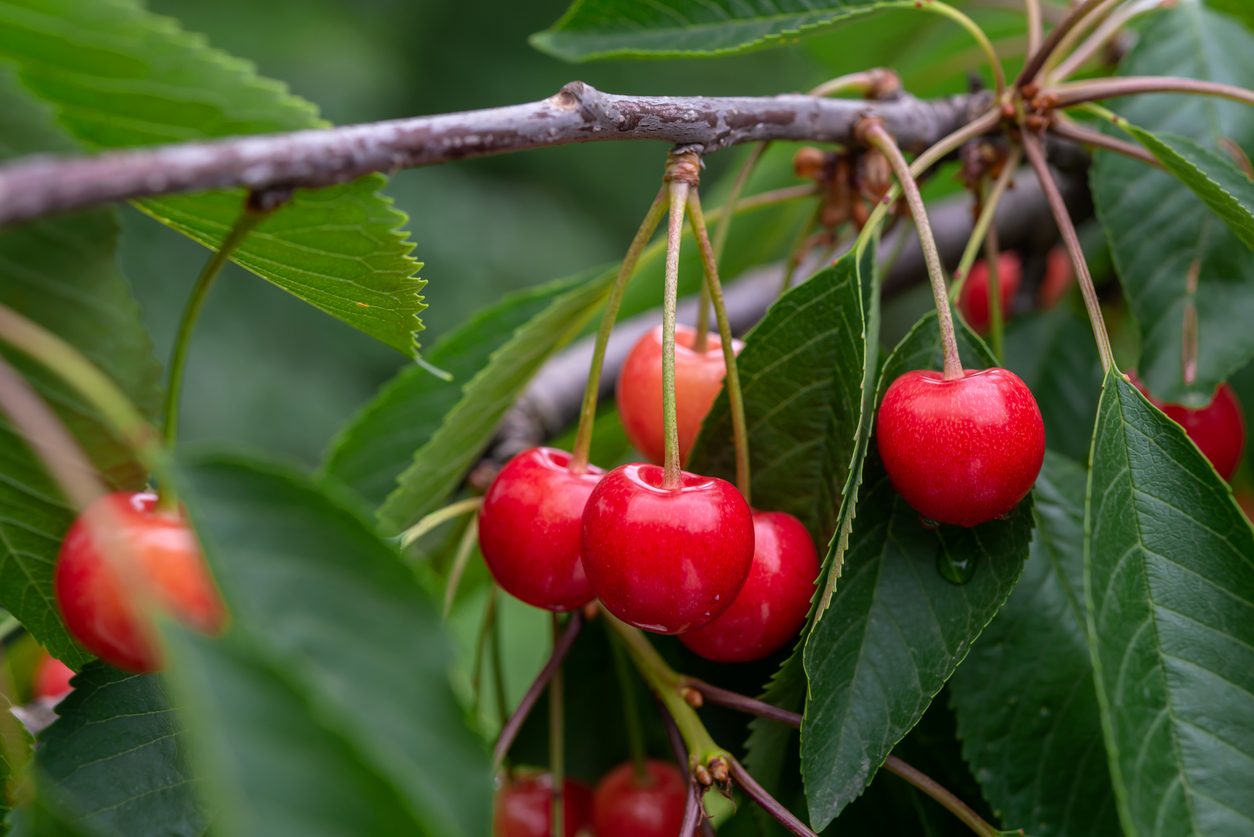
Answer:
1091 4 1254 404
0 69 162 670
0 0 424 355
950 451 1118 837
35 663 207 837
1085 371 1254 836
531 0 899 62
172 453 493 837
800 310 1034 831
378 265 615 535
322 278 582 507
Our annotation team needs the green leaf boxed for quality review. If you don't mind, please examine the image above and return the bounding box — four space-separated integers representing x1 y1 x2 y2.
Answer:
172 453 493 837
35 663 208 837
0 0 424 355
322 279 583 508
1122 125 1254 252
1091 4 1254 403
950 451 1119 837
1085 371 1254 836
800 310 1035 830
378 265 615 535
0 69 162 669
531 0 898 62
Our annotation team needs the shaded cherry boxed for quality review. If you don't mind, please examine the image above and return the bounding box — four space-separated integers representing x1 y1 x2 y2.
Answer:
958 252 1022 334
493 773 593 837
679 511 818 662
32 651 74 700
876 368 1045 527
616 324 744 465
1037 245 1074 310
54 492 226 673
479 447 603 612
1236 489 1254 524
581 463 754 634
1128 373 1246 481
592 759 687 837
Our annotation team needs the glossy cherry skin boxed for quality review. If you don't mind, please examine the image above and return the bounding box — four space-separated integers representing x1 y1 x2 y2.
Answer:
876 368 1045 527
616 324 744 465
958 252 1022 334
54 492 227 673
679 511 818 662
32 651 74 700
479 448 603 612
1129 374 1246 481
493 774 593 837
593 760 688 837
581 463 754 634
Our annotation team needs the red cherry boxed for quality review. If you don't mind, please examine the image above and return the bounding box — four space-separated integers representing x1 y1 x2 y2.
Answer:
31 651 74 700
876 368 1045 527
581 463 754 634
592 760 688 837
679 511 818 662
958 252 1022 334
616 324 744 465
54 492 227 673
479 448 603 612
1128 373 1246 481
493 773 593 837
1037 245 1074 310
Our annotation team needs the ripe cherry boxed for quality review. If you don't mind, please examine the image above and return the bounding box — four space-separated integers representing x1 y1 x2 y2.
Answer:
876 368 1045 527
479 447 603 612
592 760 688 837
493 773 593 837
958 252 1022 334
54 492 226 673
581 463 754 634
1037 245 1074 310
616 324 744 465
31 651 74 700
679 511 818 662
1129 373 1246 481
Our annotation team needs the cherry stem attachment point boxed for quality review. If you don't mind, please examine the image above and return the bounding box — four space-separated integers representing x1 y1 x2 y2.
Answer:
492 609 584 770
662 156 694 491
1016 0 1107 87
687 188 751 504
398 496 483 550
441 513 479 620
548 613 565 837
864 121 963 380
950 145 1022 303
570 188 669 473
1021 132 1115 374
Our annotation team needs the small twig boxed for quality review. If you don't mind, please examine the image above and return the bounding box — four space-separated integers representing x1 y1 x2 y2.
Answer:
492 609 584 769
1017 0 1109 86
1049 77 1254 109
1048 119 1162 168
729 758 820 837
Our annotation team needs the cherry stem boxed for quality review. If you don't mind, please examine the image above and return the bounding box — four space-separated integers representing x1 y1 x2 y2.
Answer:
779 203 823 298
729 758 820 837
1038 0 1122 81
492 609 584 769
1051 0 1160 82
656 699 717 837
441 513 479 621
1024 0 1042 57
163 200 270 458
984 202 1006 366
1016 0 1107 87
491 594 509 733
470 583 498 724
864 122 963 380
662 167 692 491
609 631 649 782
682 678 803 729
570 187 669 473
808 69 897 99
1047 118 1162 169
882 755 1008 837
1049 77 1254 110
949 145 1022 303
687 188 751 504
548 613 565 837
916 2 1006 97
1022 131 1115 374
678 781 703 837
398 496 483 550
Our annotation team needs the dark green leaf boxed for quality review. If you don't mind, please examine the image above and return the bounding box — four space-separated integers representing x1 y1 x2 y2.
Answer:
1091 4 1254 403
1085 371 1254 836
35 663 208 837
531 0 897 62
322 278 582 507
0 70 162 669
1002 307 1104 464
0 0 424 355
378 266 615 534
950 452 1118 836
7 791 94 837
174 453 493 837
800 311 1034 830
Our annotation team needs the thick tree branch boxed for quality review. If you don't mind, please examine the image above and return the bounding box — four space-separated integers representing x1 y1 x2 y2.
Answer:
0 83 992 228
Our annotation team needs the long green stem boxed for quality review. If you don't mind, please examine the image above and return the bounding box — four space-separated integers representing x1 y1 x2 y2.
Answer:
1051 0 1156 82
570 189 669 472
915 1 1007 96
399 497 483 550
491 591 509 733
662 177 690 490
164 205 269 449
1038 0 1122 81
687 189 751 504
471 583 498 723
1049 76 1254 109
442 514 479 620
1017 0 1108 86
984 216 1005 365
865 123 963 379
949 145 1022 302
883 756 1006 837
549 614 565 837
609 631 649 782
